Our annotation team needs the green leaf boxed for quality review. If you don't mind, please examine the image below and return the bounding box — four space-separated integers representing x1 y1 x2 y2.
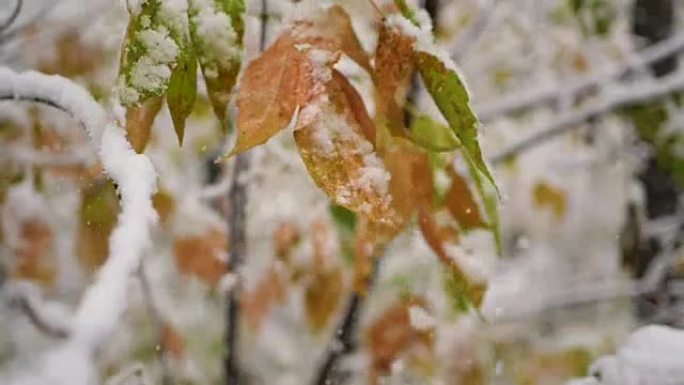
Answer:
188 0 245 133
409 114 460 152
118 0 179 106
416 51 498 195
463 151 502 255
167 50 198 145
393 0 420 26
442 265 486 313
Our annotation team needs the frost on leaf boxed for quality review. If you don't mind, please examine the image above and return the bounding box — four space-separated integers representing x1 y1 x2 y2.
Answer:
188 0 244 133
119 0 198 149
294 70 395 224
230 4 369 156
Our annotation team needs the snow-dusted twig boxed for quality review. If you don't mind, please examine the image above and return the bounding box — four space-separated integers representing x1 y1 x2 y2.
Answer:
490 70 684 164
0 0 22 35
477 32 684 122
0 67 157 384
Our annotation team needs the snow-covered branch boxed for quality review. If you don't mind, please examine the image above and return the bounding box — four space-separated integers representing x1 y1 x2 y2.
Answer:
0 67 158 385
490 69 684 164
477 32 684 122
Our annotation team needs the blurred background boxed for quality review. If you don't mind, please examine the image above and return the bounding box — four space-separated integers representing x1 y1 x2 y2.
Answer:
0 0 683 384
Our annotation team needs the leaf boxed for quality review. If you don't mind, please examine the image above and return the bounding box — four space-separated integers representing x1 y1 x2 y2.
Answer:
463 153 501 255
188 0 245 132
291 5 371 72
372 21 415 139
416 51 498 194
365 297 433 382
445 167 485 230
152 189 176 225
125 96 163 153
117 0 177 106
161 323 186 358
230 4 368 156
382 138 433 232
173 228 227 287
78 179 120 271
14 220 56 288
294 70 395 224
273 222 300 263
242 265 286 331
393 0 420 26
409 114 459 152
532 181 567 220
305 265 344 332
167 50 197 145
328 204 357 265
417 208 486 310
230 33 312 155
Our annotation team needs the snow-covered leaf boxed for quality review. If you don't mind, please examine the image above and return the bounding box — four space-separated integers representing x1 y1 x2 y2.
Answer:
188 0 245 132
294 70 395 224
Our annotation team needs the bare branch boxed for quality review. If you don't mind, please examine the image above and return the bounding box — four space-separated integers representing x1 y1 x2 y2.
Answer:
477 32 684 122
490 70 684 164
7 287 70 339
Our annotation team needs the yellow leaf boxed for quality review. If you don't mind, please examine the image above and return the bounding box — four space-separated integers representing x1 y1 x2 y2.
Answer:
78 179 120 271
533 181 567 220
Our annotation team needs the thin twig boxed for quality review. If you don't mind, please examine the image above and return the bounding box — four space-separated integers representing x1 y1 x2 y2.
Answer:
224 1 268 384
489 70 684 164
0 0 22 35
477 32 684 122
311 293 364 385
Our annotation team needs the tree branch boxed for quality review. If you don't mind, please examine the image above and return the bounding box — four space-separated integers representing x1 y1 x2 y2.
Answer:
490 70 684 164
477 32 684 122
224 1 267 384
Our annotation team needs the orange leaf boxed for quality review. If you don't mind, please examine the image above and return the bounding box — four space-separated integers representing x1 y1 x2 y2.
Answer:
445 168 485 230
125 96 163 153
305 266 344 332
13 220 56 288
161 323 186 358
274 222 301 263
365 297 434 384
291 5 371 72
242 265 287 331
373 21 416 137
173 228 228 287
231 34 312 155
294 69 395 224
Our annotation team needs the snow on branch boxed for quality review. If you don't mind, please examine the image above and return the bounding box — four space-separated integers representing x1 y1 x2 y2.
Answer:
490 69 684 164
477 32 684 122
0 67 158 384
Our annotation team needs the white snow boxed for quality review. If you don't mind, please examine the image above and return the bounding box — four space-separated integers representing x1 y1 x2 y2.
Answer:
408 305 436 331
